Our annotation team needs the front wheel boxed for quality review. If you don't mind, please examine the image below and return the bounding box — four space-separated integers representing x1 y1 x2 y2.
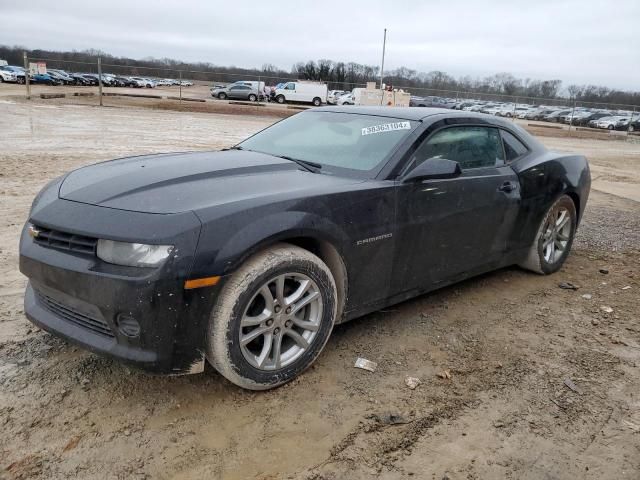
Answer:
519 195 577 275
276 95 286 104
218 92 227 100
207 244 337 390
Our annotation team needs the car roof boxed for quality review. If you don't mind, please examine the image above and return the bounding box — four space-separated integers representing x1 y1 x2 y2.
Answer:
314 106 465 120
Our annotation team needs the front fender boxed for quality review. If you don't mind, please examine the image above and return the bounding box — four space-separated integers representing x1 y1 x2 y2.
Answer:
189 211 349 280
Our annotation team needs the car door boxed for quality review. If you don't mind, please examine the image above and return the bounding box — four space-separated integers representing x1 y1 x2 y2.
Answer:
284 82 296 101
392 124 521 293
228 86 242 99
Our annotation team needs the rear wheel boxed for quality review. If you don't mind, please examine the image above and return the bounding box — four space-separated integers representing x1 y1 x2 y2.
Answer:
248 94 257 102
207 244 337 390
312 97 322 107
519 195 577 275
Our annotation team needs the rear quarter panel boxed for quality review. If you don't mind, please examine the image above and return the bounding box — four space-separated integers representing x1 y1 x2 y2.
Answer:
509 151 590 254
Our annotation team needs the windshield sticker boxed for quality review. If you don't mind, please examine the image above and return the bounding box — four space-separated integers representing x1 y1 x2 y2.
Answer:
361 121 411 136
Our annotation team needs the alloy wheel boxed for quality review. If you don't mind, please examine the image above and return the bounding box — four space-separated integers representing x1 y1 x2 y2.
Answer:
239 273 323 370
542 206 572 264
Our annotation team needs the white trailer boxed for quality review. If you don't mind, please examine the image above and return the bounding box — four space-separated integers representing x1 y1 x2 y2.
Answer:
352 85 410 107
274 81 328 106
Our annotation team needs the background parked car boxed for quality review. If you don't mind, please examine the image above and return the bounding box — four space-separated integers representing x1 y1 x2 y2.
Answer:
543 109 572 122
215 84 263 101
69 73 93 85
47 69 74 85
336 92 354 105
29 72 59 85
594 116 630 130
0 65 26 84
327 90 347 104
130 77 155 88
0 65 19 83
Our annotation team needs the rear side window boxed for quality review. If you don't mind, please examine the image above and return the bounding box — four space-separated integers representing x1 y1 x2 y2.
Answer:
412 126 505 170
501 130 528 161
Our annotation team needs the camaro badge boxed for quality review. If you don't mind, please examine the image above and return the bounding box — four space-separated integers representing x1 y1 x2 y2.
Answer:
356 233 393 246
28 226 41 238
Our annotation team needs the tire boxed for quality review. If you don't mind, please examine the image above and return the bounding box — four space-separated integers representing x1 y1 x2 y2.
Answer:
276 95 286 104
607 125 614 130
630 125 635 132
17 77 25 85
248 94 257 102
519 195 577 275
218 92 227 100
207 244 338 390
312 97 321 107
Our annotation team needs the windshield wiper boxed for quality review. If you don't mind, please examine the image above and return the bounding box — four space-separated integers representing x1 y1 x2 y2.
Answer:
224 147 321 173
274 155 322 173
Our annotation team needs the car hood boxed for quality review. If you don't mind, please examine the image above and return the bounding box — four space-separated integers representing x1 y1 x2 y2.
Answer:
59 150 358 214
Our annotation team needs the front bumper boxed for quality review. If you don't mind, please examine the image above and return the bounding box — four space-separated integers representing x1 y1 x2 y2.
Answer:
20 198 216 374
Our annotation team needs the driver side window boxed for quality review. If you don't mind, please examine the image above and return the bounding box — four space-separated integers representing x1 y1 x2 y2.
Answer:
412 126 505 170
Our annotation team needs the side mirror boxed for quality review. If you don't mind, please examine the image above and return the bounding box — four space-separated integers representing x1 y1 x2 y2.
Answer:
402 158 462 183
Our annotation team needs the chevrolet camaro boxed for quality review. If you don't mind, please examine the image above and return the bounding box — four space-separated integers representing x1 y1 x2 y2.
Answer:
19 107 590 389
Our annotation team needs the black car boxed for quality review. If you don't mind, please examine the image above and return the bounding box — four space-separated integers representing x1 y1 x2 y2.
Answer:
112 76 137 87
572 112 610 127
73 74 97 86
20 107 590 390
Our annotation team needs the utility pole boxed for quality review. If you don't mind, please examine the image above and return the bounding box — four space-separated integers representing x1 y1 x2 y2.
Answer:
379 28 387 89
379 28 387 105
97 57 103 106
23 51 31 100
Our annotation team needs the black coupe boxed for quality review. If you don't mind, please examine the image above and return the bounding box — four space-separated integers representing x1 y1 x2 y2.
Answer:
19 107 590 389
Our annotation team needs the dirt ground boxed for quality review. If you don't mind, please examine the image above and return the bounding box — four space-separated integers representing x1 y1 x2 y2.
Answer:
1 100 639 480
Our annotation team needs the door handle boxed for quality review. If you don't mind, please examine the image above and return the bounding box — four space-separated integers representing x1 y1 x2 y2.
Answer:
498 181 516 193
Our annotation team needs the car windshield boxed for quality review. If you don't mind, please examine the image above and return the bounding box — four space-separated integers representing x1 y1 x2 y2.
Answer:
238 112 417 175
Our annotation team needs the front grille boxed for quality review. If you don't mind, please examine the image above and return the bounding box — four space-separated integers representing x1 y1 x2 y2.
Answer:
36 290 114 338
32 226 97 255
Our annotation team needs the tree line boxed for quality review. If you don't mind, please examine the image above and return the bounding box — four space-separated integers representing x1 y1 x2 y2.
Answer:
1 45 637 106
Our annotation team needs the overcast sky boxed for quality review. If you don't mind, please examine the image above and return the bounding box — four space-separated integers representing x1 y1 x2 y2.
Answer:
1 0 638 91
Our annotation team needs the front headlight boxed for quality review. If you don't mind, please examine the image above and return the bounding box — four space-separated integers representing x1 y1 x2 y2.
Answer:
97 240 173 268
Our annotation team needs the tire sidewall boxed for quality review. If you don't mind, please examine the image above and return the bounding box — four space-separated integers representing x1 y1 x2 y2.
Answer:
535 196 577 274
208 245 337 389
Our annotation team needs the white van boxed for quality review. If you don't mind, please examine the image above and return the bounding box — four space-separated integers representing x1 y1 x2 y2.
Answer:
274 81 328 106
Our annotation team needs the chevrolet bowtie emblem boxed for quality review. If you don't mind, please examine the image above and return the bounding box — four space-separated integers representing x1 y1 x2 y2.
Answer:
28 226 41 238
